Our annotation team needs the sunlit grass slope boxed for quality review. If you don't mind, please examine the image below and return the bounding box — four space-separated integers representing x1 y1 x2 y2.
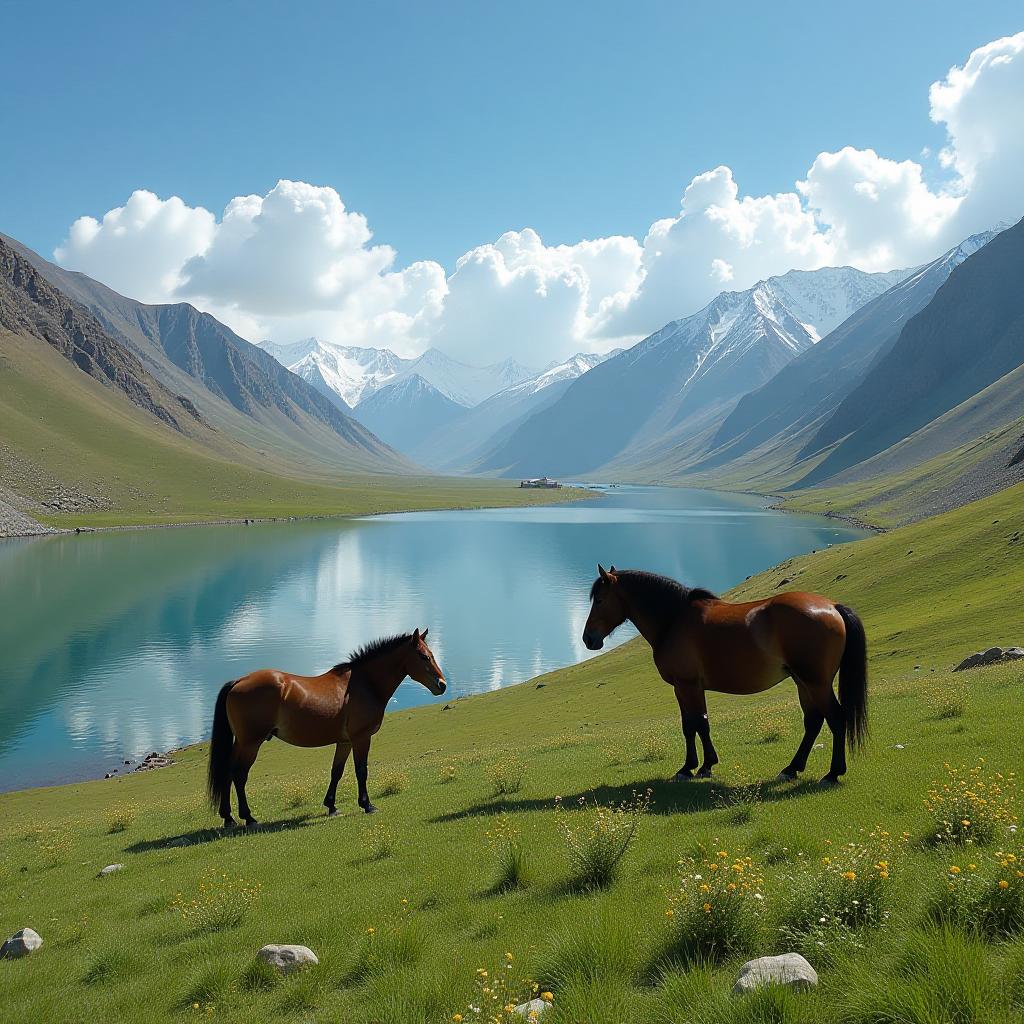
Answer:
0 333 586 529
1 485 1022 1023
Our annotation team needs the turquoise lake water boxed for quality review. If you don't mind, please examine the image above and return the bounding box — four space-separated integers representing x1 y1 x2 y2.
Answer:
0 486 868 790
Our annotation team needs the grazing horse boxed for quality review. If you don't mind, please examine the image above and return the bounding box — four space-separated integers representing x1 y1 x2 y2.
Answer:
207 629 446 826
582 567 868 785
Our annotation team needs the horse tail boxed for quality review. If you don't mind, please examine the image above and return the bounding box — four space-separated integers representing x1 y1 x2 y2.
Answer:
835 604 868 754
207 680 236 810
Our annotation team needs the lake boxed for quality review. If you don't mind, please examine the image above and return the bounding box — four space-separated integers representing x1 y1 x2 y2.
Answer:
0 487 868 791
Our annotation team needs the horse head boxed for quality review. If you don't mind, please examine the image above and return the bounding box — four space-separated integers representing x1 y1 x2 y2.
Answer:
405 628 447 695
582 564 628 650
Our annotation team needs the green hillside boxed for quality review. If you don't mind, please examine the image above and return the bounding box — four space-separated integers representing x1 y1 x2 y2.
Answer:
2 484 1022 1023
0 333 584 529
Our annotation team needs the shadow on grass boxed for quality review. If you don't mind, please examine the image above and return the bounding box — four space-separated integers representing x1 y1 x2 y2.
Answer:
429 774 821 824
124 813 317 853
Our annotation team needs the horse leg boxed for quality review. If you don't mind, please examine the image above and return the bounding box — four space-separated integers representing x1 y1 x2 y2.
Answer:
673 684 700 779
324 741 352 816
352 736 376 814
779 684 825 780
819 689 847 786
675 685 718 778
231 740 262 827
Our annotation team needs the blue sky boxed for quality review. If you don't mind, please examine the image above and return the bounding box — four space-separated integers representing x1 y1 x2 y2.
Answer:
3 0 1019 264
3 3 1022 363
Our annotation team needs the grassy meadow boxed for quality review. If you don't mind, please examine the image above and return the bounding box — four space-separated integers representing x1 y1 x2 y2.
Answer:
0 333 587 530
1 484 1023 1023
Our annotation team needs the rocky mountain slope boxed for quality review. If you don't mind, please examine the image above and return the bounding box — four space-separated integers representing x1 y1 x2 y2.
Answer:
478 266 907 478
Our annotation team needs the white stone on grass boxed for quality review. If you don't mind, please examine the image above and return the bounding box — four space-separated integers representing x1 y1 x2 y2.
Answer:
1 928 43 959
98 863 124 877
514 998 550 1018
257 944 319 974
733 953 817 994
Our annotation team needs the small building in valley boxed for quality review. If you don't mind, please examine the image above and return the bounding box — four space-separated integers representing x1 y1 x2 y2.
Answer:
519 476 561 488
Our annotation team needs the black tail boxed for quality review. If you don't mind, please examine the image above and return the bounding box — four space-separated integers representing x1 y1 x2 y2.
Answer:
835 604 868 754
207 681 236 810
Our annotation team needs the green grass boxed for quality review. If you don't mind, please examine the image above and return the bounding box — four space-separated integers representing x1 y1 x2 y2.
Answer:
0 332 587 529
1 485 1022 1023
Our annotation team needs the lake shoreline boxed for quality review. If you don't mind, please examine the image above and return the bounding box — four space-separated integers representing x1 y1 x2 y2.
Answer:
0 486 598 542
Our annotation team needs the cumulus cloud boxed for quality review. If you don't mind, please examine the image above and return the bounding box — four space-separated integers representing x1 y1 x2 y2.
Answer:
55 190 215 304
53 31 1024 365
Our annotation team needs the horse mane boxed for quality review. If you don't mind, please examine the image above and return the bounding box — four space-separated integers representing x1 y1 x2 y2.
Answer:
332 633 412 673
592 569 717 615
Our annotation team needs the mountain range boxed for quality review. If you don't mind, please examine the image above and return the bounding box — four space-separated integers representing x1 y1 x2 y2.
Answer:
474 266 910 478
4 211 1022 533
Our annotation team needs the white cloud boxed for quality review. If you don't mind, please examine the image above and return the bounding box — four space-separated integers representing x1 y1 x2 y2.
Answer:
55 190 215 304
53 32 1024 365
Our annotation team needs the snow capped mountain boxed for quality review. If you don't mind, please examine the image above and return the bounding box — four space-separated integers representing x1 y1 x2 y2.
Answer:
764 265 911 342
258 339 539 409
259 338 407 407
401 349 537 406
478 264 908 478
351 373 466 453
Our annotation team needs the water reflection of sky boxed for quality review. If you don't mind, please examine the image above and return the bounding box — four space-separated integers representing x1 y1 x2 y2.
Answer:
0 487 868 790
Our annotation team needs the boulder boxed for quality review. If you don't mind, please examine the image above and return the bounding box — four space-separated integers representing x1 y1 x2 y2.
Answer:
955 646 1024 671
97 863 124 877
257 944 319 974
513 999 549 1019
733 953 817 995
1 928 43 959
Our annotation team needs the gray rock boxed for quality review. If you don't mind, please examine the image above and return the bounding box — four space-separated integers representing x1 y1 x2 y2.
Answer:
733 953 817 995
955 646 1024 671
514 999 549 1019
257 944 319 974
97 864 124 877
1 928 43 959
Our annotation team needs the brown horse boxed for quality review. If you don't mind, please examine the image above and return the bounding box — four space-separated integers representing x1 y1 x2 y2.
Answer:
207 629 445 826
582 567 868 785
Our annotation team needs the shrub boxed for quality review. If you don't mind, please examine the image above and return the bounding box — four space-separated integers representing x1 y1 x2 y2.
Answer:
924 761 1018 845
36 826 76 865
714 764 764 824
753 709 791 745
485 814 527 892
437 759 459 784
665 847 766 965
449 957 547 1024
778 830 896 962
376 768 410 797
928 848 1024 939
925 679 970 720
558 789 651 891
106 803 138 833
169 869 261 931
632 727 670 763
281 779 316 809
488 754 527 797
363 818 395 861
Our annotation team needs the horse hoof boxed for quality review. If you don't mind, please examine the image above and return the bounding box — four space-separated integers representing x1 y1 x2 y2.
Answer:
673 769 695 781
222 818 237 829
326 808 339 818
778 769 799 781
696 768 713 779
244 819 261 829
818 774 840 788
362 803 378 815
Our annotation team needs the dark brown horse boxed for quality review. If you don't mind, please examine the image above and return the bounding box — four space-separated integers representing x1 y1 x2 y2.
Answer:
582 567 867 785
207 629 445 826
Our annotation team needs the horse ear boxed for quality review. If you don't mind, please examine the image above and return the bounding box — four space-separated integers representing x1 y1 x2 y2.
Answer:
421 627 429 640
609 564 617 574
412 628 420 643
598 564 609 580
